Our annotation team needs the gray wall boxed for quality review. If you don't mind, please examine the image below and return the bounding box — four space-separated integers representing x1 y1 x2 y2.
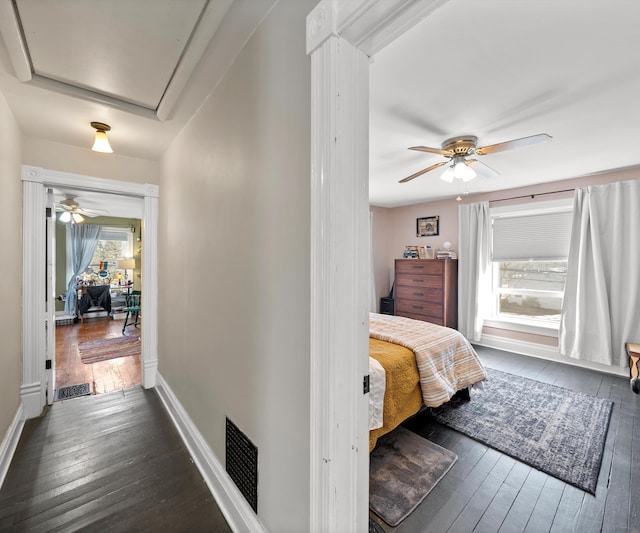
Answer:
158 1 313 530
0 90 23 438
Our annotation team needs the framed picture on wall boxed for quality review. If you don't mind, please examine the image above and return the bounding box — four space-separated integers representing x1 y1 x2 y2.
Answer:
417 216 439 237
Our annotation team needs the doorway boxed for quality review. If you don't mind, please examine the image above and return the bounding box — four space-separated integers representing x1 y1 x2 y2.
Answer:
22 165 159 418
51 196 144 399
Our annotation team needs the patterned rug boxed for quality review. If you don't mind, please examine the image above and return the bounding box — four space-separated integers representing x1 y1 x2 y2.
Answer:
429 367 614 494
55 383 91 401
369 426 457 526
79 336 141 364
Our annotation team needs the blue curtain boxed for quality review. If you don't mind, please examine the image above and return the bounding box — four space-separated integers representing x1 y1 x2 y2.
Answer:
64 224 102 315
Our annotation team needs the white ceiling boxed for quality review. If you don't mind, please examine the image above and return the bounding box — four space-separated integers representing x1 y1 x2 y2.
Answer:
1 1 639 213
370 0 640 207
0 0 274 216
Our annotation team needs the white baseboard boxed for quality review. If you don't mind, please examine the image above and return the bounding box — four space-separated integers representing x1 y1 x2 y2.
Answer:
20 381 43 419
154 373 266 533
477 334 628 377
0 404 24 490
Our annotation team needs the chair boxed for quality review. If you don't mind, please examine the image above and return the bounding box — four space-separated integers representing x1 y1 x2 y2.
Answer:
122 290 141 334
627 342 640 394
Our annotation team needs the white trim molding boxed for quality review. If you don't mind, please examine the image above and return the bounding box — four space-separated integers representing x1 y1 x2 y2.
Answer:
141 186 159 388
477 333 627 378
0 405 24 490
155 374 267 533
21 165 159 418
307 0 456 529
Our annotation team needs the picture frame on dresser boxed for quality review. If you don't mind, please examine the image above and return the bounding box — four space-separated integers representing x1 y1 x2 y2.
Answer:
417 215 439 237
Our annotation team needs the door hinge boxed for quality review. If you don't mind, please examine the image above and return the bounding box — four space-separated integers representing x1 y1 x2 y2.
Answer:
45 359 52 370
363 374 370 394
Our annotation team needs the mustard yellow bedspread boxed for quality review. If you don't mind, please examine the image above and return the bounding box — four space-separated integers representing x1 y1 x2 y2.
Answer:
369 338 423 452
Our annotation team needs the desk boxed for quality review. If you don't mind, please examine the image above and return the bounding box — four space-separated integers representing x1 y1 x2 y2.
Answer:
76 284 132 323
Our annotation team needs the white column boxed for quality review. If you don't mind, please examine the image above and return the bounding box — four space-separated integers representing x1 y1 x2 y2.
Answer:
307 2 371 530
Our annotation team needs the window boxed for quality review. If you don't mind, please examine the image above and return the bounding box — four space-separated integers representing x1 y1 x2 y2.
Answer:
84 227 134 283
490 199 573 329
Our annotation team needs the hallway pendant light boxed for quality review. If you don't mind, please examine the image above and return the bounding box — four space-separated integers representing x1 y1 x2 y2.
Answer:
91 121 113 153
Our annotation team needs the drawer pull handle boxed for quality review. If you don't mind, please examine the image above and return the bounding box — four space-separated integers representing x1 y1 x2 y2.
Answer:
413 292 424 296
412 279 423 283
412 305 423 310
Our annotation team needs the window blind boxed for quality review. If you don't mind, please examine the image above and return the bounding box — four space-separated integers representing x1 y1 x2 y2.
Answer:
492 210 573 261
99 227 130 241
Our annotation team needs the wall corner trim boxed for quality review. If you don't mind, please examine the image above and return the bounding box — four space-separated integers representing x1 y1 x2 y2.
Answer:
154 373 267 533
0 404 25 490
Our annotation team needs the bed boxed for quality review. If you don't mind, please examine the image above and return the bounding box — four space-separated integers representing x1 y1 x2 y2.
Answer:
368 312 487 452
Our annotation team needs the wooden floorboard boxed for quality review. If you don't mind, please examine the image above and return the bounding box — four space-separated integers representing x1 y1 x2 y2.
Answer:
370 344 640 533
55 317 141 397
0 387 231 532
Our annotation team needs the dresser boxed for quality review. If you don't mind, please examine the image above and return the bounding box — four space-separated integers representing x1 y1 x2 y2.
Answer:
394 259 458 328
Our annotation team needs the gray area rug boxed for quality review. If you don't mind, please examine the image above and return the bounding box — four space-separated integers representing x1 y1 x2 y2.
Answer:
430 367 613 494
369 426 457 526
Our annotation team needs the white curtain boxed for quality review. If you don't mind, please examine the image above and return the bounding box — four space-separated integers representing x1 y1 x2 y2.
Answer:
559 179 640 366
64 224 102 315
458 202 491 341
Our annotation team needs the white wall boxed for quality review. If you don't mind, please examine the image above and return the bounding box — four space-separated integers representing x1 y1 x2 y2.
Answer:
372 167 640 352
158 1 313 530
0 90 22 439
22 137 160 185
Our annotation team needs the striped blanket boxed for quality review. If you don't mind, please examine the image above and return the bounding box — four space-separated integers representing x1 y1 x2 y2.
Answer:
369 313 487 407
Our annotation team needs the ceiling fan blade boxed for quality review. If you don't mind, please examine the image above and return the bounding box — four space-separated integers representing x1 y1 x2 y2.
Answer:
475 133 552 156
409 146 454 157
399 161 448 183
467 159 499 178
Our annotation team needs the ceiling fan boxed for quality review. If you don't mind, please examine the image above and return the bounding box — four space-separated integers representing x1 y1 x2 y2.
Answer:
399 133 552 184
58 195 106 223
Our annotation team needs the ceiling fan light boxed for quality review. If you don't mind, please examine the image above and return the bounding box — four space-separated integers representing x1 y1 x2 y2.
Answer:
440 166 455 183
461 167 477 182
90 121 113 153
454 160 476 181
72 212 84 223
59 211 71 223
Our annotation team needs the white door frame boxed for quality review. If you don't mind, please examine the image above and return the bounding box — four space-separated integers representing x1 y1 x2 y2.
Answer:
21 165 159 419
306 0 448 530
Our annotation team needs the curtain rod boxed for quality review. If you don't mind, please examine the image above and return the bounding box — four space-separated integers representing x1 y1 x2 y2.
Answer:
489 188 575 204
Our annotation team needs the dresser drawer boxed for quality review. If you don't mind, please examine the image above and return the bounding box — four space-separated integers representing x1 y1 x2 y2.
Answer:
395 285 443 304
395 300 444 321
395 260 444 276
395 307 445 326
396 273 443 290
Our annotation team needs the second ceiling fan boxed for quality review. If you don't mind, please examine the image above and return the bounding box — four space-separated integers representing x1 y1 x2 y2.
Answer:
400 133 552 184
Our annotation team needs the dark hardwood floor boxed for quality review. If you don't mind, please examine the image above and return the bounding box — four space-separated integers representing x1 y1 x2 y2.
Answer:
0 386 232 532
55 316 141 396
370 345 640 533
